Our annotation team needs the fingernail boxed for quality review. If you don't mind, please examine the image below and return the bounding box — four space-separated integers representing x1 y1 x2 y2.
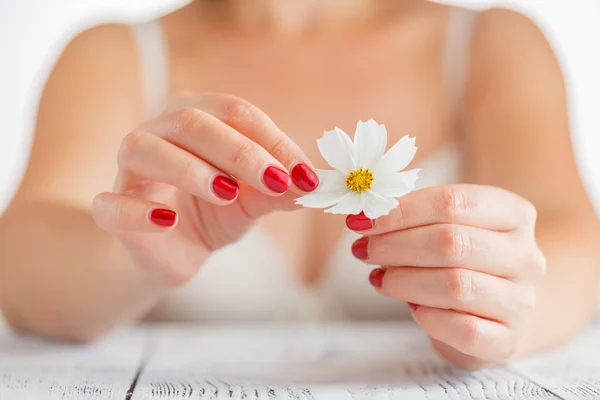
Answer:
212 175 239 201
351 237 369 260
408 303 419 312
291 164 319 192
263 166 292 193
346 212 376 231
150 209 177 227
369 268 386 289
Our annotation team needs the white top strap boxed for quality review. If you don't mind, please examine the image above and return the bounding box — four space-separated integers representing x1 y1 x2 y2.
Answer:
444 8 478 110
129 21 170 118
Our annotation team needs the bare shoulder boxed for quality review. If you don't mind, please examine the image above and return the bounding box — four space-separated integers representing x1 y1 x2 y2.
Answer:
468 8 563 91
15 23 144 206
462 8 587 213
42 23 143 122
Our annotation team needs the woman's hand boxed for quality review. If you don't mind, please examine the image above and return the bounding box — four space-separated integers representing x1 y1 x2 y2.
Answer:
92 93 319 287
346 184 547 370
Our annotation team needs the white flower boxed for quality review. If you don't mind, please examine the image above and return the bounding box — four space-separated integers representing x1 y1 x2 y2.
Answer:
296 119 420 219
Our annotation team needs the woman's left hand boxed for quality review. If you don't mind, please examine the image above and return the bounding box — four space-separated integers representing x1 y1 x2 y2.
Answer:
346 184 547 370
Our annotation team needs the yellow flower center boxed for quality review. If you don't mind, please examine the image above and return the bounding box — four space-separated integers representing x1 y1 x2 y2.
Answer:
345 168 374 193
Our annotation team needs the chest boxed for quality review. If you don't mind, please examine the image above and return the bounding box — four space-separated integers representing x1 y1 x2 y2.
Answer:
170 31 456 284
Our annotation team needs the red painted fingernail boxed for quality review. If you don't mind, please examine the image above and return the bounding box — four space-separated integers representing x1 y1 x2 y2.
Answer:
352 237 369 260
150 209 177 227
291 164 319 192
408 303 419 311
212 175 239 200
263 166 292 193
369 268 386 289
346 212 376 231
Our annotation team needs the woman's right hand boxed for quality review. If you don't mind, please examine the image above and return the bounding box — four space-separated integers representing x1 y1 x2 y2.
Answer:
91 93 319 287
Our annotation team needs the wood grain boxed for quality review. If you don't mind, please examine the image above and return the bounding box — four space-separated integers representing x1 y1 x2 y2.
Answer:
0 327 146 400
2 320 600 399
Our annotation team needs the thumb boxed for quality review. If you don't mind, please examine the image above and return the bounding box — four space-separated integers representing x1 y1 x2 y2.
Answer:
234 183 302 220
92 192 178 233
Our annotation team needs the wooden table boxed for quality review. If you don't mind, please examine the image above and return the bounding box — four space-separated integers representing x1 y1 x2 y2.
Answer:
1 318 600 400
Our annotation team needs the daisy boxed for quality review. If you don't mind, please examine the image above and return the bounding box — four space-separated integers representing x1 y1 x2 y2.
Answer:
296 119 420 219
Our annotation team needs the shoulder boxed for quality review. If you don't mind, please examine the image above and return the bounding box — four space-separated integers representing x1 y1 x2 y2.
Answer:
467 8 564 94
43 23 142 117
21 23 147 202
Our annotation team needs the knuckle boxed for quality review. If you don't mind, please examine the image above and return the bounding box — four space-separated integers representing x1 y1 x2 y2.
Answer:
117 131 144 168
265 135 291 159
445 269 474 305
497 334 518 363
521 200 538 224
528 248 547 278
437 186 469 221
231 140 257 168
392 199 408 230
221 98 261 126
170 108 206 138
461 318 483 352
436 225 471 261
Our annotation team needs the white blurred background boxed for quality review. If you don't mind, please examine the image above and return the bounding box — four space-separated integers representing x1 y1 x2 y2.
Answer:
1 0 599 215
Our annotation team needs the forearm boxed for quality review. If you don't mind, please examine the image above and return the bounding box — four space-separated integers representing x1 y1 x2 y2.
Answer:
519 213 600 355
0 201 165 341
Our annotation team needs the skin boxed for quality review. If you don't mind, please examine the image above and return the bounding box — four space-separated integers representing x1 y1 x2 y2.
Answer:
1 0 599 369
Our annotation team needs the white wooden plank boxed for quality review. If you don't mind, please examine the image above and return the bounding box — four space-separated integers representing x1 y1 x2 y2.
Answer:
0 327 147 400
512 318 600 400
132 323 559 400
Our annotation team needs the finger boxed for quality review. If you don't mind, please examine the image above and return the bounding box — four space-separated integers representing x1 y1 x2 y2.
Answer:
234 183 302 220
145 108 291 195
411 306 515 363
346 184 536 234
377 267 535 325
118 131 239 203
430 339 492 370
168 94 319 193
353 224 544 278
92 192 177 233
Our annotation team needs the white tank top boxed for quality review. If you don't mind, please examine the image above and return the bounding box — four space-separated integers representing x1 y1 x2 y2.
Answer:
129 8 478 323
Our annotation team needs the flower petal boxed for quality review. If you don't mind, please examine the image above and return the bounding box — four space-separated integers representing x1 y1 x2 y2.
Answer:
324 192 365 215
354 119 387 169
317 127 356 173
371 168 421 198
375 135 417 174
363 191 399 219
295 169 348 208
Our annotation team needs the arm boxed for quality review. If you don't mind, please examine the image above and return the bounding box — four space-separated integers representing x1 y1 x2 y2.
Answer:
0 25 164 341
0 23 314 343
465 8 600 354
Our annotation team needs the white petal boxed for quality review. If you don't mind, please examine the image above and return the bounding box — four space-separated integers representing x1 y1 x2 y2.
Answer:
317 127 356 173
295 169 348 208
363 191 399 219
324 192 365 215
354 119 387 169
370 168 421 198
375 135 417 174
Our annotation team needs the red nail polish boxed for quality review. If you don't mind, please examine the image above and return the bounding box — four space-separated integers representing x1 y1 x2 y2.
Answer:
352 237 369 260
346 212 376 231
212 176 239 200
263 166 292 193
369 268 386 289
408 303 419 312
291 164 319 192
150 209 177 227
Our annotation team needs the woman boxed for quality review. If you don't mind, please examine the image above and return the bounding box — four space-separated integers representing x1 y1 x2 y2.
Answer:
1 0 599 370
